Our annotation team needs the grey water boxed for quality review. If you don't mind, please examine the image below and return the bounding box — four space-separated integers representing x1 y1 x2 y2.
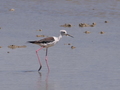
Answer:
0 0 120 90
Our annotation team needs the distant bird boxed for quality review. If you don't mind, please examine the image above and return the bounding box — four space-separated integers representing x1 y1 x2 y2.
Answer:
28 30 73 71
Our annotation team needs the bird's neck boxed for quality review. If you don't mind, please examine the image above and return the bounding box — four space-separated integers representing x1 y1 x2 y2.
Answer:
58 35 62 40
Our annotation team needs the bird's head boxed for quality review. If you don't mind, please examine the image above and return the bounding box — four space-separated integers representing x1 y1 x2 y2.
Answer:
60 30 73 38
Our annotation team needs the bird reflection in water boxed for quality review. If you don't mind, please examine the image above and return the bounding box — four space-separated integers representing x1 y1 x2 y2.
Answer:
37 71 50 90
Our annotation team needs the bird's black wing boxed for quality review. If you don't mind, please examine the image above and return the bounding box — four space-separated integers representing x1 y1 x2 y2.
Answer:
28 37 55 44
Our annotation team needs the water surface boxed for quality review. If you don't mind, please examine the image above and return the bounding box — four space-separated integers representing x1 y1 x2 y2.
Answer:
0 0 120 90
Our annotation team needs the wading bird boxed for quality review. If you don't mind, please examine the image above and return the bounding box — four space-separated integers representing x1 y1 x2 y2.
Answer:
28 30 73 71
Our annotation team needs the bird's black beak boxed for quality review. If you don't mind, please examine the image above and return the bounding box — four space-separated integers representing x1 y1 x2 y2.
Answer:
66 34 74 38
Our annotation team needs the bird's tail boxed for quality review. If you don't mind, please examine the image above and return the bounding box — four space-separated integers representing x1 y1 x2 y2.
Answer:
27 41 36 44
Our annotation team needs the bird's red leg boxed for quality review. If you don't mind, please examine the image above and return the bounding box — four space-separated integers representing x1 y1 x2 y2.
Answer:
36 47 43 71
45 48 50 72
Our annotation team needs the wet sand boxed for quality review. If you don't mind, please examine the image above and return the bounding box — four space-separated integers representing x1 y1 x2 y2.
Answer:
0 0 120 90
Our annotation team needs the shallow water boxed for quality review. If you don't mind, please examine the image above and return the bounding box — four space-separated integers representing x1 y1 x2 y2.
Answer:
0 0 120 90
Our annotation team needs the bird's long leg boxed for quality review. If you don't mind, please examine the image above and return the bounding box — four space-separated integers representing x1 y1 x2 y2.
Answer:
45 48 50 71
36 47 43 71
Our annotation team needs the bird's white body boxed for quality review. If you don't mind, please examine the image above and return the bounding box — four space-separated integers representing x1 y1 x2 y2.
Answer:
39 36 60 48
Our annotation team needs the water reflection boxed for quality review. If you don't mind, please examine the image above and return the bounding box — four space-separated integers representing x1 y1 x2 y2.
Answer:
37 71 50 90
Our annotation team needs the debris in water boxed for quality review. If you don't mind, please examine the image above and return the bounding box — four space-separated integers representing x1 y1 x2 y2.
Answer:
68 43 71 45
64 43 71 45
36 29 42 31
71 46 76 49
8 45 27 49
18 45 27 48
84 31 91 34
60 23 72 27
100 31 105 34
79 22 96 27
9 8 15 11
7 51 10 53
105 21 108 23
36 35 46 37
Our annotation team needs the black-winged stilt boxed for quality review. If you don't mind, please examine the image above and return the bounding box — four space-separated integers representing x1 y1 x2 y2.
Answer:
28 30 73 71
